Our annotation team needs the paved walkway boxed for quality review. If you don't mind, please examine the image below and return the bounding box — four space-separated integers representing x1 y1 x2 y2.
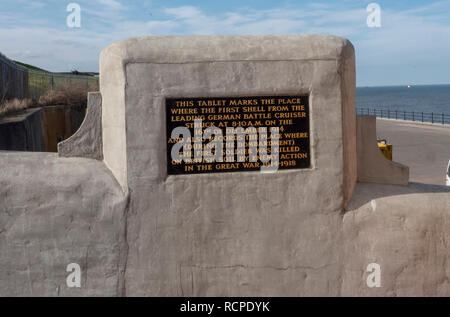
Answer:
376 119 450 185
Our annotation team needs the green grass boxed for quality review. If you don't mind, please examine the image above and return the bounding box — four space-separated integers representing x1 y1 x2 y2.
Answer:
28 73 99 100
13 61 50 73
12 61 99 100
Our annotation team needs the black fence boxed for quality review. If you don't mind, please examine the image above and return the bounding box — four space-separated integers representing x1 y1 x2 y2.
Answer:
0 52 29 100
357 107 450 125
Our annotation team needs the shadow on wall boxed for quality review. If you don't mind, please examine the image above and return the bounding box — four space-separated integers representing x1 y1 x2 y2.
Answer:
41 105 86 152
0 108 45 151
0 104 86 152
346 181 450 211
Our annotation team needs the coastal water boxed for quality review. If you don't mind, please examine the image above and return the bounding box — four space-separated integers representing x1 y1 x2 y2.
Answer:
356 84 450 115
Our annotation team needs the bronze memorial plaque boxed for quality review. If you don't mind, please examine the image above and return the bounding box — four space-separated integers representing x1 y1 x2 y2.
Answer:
166 96 310 175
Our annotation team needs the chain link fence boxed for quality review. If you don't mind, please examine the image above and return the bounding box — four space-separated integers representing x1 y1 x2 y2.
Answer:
1 51 98 102
28 71 99 100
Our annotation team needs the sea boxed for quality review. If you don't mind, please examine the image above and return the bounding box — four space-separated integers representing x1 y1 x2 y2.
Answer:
356 84 450 115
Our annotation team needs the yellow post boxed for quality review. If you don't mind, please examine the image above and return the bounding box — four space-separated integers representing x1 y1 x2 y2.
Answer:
377 139 393 160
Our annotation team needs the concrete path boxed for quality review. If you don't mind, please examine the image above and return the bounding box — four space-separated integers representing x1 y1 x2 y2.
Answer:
376 118 450 185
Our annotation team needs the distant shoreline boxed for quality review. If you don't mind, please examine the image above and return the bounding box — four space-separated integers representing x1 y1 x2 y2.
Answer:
356 84 450 115
357 83 450 88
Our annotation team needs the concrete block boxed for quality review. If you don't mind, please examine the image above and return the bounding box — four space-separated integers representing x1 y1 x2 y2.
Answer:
0 108 45 151
99 35 357 296
0 152 128 296
58 92 103 160
357 116 409 185
343 182 450 296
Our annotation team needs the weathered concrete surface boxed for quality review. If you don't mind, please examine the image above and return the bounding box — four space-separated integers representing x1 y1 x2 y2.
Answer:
99 35 357 296
100 35 357 197
341 42 357 207
377 118 450 185
357 116 409 185
59 92 103 160
343 182 450 296
0 152 128 296
0 108 45 152
1 35 449 297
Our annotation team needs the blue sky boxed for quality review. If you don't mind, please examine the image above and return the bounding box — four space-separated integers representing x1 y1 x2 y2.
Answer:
1 0 450 86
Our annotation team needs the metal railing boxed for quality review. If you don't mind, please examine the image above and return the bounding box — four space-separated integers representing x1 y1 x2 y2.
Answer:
357 107 450 125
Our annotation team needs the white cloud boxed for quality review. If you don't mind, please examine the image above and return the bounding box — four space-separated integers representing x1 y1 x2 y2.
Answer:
95 0 124 10
29 1 46 9
164 6 202 19
0 2 449 85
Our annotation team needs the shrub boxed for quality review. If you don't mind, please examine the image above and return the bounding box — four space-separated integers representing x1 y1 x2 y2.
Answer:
0 82 98 117
0 98 33 117
38 82 98 107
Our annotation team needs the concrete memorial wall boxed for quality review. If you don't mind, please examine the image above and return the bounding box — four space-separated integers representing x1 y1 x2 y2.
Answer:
0 35 449 297
100 35 356 296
